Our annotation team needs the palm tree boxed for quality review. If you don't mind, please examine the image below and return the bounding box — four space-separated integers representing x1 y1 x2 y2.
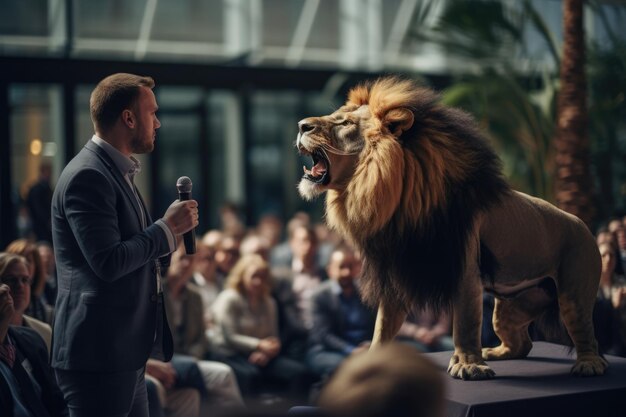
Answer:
554 0 595 228
408 0 626 221
408 0 559 200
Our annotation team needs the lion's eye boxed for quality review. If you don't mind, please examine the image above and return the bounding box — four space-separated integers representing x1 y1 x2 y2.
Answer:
337 119 354 126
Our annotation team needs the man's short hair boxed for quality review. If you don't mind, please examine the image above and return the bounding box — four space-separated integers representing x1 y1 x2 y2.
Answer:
319 343 445 417
90 73 155 132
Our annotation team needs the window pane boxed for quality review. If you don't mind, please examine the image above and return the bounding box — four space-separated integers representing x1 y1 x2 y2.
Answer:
9 83 64 241
153 87 203 229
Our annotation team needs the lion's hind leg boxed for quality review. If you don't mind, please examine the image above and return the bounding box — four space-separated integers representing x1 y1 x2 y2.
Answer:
558 292 608 376
482 290 547 361
558 245 608 376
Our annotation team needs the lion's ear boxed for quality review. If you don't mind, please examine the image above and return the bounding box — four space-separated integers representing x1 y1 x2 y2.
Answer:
384 108 414 138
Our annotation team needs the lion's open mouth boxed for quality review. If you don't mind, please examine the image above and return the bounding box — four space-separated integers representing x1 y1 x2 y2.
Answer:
301 149 330 185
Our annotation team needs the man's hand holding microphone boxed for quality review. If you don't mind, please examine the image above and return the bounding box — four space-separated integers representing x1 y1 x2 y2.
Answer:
162 176 198 254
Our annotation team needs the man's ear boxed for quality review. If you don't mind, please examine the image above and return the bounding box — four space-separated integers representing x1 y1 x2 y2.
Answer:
384 108 414 138
122 109 135 128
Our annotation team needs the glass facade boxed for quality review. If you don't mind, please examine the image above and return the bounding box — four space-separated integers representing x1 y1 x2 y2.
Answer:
1 0 625 247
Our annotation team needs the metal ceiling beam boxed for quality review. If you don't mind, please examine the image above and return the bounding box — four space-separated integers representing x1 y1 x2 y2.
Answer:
384 0 419 65
48 0 66 52
135 0 159 60
285 0 320 68
0 55 389 90
366 0 383 71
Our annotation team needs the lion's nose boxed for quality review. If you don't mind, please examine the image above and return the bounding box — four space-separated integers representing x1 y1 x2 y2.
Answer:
298 119 315 134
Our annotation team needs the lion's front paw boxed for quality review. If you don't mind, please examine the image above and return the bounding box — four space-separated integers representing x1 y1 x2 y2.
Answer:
448 353 495 380
571 354 608 376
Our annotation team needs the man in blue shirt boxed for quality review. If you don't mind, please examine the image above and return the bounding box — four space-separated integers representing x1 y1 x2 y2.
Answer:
306 245 376 378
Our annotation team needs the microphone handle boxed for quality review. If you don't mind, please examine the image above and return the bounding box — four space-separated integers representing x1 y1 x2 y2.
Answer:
178 191 196 254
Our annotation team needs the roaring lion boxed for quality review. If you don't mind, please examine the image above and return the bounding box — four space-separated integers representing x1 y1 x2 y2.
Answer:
296 76 608 380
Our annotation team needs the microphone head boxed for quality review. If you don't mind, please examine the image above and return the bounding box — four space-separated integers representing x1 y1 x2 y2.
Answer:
176 176 193 193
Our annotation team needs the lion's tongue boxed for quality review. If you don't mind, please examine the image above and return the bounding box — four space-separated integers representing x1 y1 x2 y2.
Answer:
311 162 327 177
311 161 326 177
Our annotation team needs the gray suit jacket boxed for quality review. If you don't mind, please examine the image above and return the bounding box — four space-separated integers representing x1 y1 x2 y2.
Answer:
51 140 173 372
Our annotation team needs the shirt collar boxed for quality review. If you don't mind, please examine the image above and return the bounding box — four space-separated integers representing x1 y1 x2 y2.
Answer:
91 135 141 178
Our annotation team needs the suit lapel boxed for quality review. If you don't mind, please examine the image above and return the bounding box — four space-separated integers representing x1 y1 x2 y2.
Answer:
84 141 145 229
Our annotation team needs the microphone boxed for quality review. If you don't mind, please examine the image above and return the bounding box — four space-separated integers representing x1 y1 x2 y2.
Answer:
176 176 196 254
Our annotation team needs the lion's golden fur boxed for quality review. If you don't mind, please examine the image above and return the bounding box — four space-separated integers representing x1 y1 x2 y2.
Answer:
327 77 485 242
323 77 509 311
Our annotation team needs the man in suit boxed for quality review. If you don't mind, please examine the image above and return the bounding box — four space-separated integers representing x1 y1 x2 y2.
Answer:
306 245 376 379
0 283 68 417
51 73 198 417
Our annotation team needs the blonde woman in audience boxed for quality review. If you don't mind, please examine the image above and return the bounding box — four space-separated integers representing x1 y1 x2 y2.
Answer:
0 252 52 352
164 245 245 410
211 254 312 400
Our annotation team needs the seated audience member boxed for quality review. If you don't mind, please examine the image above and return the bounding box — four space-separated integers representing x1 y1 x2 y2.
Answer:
317 343 445 417
220 202 246 239
608 218 624 234
270 213 310 269
256 213 284 250
6 239 53 324
596 242 626 356
192 230 224 329
240 233 271 261
215 234 242 284
211 254 312 399
312 222 340 269
0 283 68 416
396 308 453 352
0 252 52 352
273 224 326 331
164 245 245 409
145 373 200 417
306 245 376 379
271 276 308 363
597 226 617 248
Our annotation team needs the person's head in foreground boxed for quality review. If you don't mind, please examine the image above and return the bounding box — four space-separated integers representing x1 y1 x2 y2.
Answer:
318 342 445 417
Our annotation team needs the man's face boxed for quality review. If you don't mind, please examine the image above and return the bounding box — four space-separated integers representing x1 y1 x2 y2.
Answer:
130 87 160 154
327 250 358 290
290 227 316 261
0 262 31 315
599 244 616 273
195 244 217 275
216 237 240 274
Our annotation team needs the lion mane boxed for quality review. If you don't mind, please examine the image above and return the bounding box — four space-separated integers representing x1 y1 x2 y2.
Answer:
325 77 510 312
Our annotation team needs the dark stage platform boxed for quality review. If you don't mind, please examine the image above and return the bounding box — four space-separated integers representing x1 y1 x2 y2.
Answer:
424 342 626 417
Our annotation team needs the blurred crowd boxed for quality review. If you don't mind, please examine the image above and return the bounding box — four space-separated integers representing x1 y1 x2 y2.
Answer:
2 173 626 416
